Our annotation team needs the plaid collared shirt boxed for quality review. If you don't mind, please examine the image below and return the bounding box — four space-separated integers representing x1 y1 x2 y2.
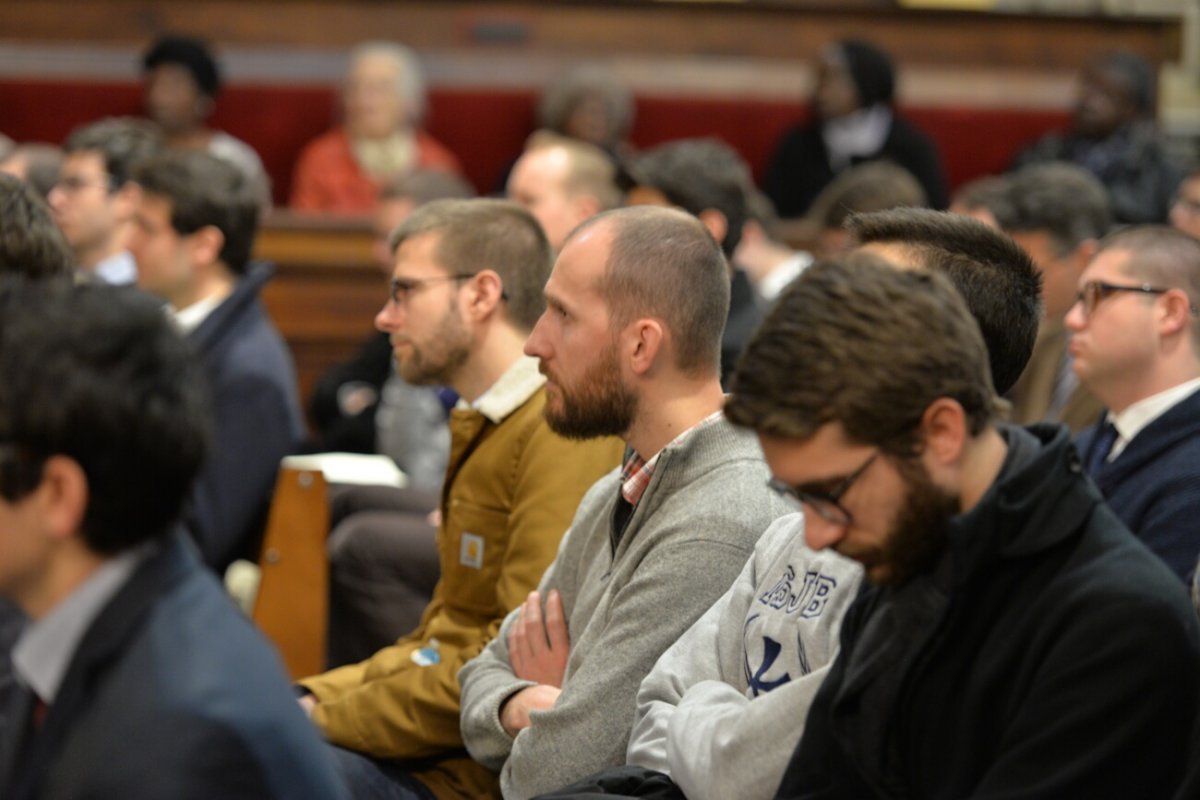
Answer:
619 410 724 506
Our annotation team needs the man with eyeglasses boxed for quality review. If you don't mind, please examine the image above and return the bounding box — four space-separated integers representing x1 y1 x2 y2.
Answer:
458 206 793 799
729 253 1200 799
542 209 1040 800
48 118 162 284
296 199 622 799
1067 225 1200 584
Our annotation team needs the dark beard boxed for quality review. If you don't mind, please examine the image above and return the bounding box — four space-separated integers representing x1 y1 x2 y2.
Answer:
543 348 636 441
872 457 959 588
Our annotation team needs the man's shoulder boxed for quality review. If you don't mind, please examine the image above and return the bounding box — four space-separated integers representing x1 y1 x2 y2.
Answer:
662 417 774 491
1022 501 1196 633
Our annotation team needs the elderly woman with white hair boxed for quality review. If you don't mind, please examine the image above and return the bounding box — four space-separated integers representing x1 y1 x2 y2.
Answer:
290 42 463 213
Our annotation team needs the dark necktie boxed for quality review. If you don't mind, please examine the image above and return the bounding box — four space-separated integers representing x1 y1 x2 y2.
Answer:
1087 420 1118 475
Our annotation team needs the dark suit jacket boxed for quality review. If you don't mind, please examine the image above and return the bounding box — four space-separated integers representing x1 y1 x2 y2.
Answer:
1077 386 1200 583
0 532 345 800
185 262 305 573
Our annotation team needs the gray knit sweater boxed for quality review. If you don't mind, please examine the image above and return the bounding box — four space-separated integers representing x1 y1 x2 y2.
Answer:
458 416 793 799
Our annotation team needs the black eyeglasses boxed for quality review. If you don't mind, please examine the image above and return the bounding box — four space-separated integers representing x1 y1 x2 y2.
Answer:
1073 280 1171 319
767 452 877 526
388 273 476 305
387 273 508 305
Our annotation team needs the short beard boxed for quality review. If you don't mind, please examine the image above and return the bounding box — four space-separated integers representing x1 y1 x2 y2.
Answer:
397 302 471 387
871 456 959 588
543 344 637 440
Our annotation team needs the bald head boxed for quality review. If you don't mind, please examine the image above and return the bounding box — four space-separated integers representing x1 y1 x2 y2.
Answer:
572 205 730 374
508 136 619 250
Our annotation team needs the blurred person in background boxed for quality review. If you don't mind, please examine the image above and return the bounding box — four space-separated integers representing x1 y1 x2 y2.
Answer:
764 38 947 219
290 42 463 213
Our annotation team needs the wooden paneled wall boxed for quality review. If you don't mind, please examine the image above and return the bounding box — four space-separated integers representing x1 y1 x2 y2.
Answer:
0 1 1180 70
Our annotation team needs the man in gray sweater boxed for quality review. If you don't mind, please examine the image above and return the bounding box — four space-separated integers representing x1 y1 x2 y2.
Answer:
458 206 793 799
543 208 1044 800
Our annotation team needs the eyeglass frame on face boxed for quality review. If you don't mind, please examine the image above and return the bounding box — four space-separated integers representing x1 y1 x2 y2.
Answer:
1072 279 1199 319
767 452 878 526
386 272 509 306
52 173 118 195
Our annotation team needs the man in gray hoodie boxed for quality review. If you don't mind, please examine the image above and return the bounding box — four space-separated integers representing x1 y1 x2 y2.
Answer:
458 206 793 799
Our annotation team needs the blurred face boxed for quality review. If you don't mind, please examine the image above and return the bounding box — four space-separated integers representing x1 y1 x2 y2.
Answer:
1009 229 1082 322
508 148 582 251
1074 63 1138 140
760 422 958 588
563 93 613 147
48 151 119 262
345 55 408 140
374 231 472 387
1065 247 1162 409
0 484 53 617
814 50 860 121
144 63 209 135
1170 175 1200 239
524 222 636 439
129 193 196 308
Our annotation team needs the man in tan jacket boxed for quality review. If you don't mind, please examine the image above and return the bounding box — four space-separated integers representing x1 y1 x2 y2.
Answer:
296 199 623 799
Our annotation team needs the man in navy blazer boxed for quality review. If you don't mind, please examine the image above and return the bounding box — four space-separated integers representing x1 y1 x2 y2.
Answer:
1068 225 1200 583
0 279 345 799
129 150 304 574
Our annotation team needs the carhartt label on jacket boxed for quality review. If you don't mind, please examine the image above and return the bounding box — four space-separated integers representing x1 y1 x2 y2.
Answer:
461 533 484 569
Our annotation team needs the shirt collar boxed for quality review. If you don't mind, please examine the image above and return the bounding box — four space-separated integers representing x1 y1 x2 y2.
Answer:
758 252 812 302
171 292 228 335
12 543 155 704
620 410 724 506
92 251 137 286
1107 377 1200 460
461 355 546 424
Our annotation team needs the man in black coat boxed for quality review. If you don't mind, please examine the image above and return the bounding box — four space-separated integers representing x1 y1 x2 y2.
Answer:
727 254 1200 799
0 279 344 799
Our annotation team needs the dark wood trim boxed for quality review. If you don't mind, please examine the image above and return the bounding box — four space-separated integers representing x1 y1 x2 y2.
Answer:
0 1 1180 69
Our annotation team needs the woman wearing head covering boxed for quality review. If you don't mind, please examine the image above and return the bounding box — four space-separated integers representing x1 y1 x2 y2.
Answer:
763 38 948 219
289 42 464 213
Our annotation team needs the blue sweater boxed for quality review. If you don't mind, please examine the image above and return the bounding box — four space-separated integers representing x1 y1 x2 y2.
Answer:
1076 386 1200 583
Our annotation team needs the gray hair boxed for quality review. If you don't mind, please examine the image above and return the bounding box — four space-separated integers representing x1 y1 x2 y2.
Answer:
347 41 428 125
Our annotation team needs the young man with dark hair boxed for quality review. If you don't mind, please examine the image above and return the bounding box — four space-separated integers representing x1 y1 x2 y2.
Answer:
0 279 344 800
129 150 303 573
848 206 1042 395
297 199 623 799
48 117 162 284
459 205 792 798
727 255 1200 799
1068 225 1200 583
